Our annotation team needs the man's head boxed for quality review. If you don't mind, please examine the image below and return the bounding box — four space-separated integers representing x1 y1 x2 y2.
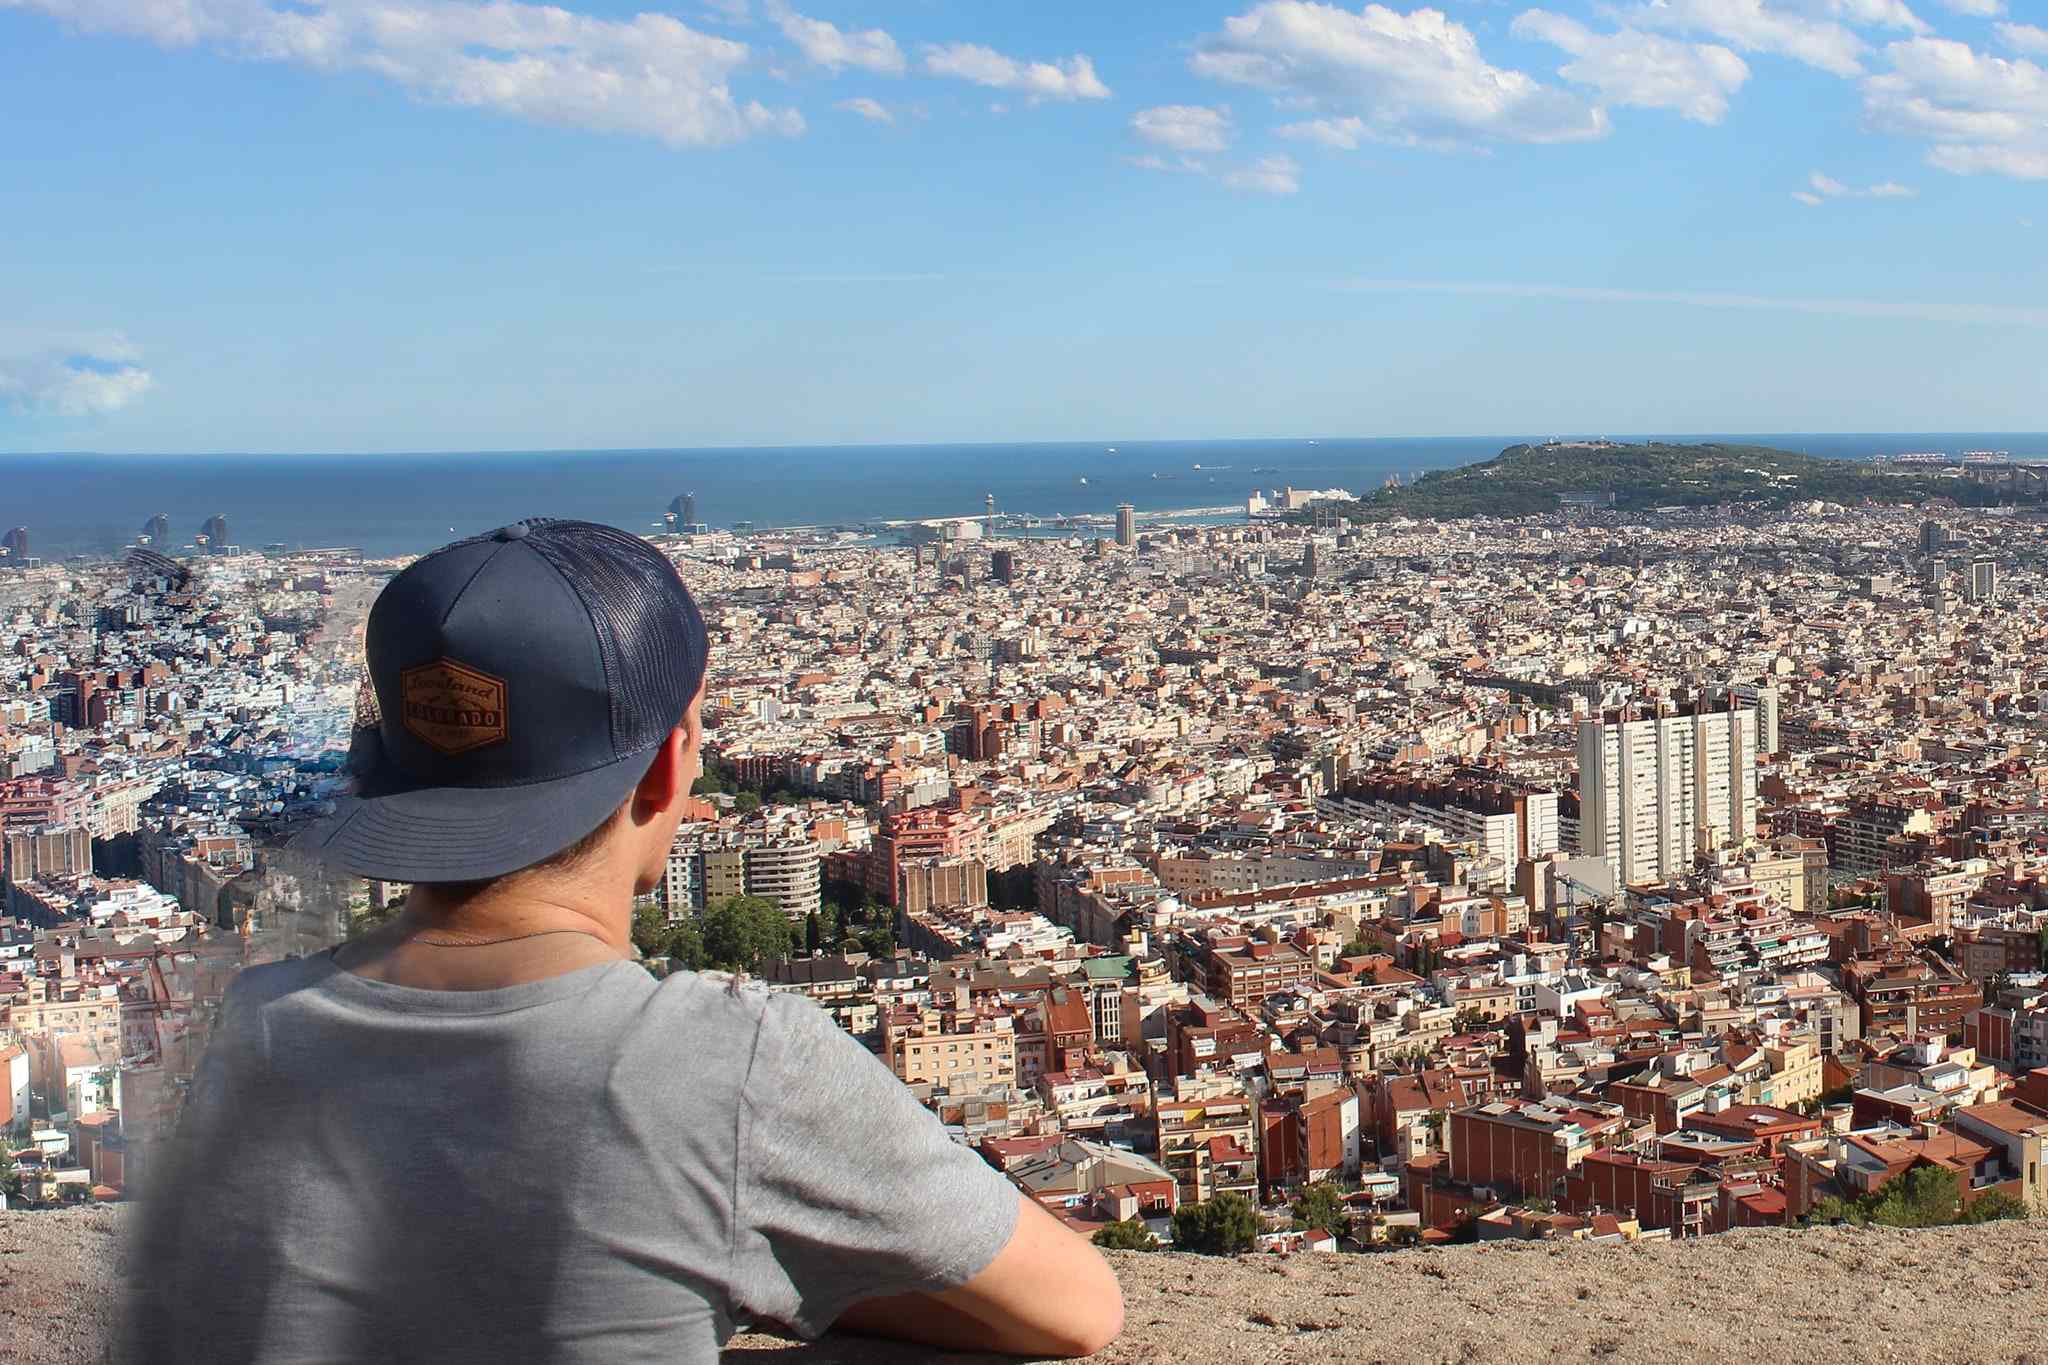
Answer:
300 519 709 893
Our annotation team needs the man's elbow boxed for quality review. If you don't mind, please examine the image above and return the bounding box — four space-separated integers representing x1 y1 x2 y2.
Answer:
1042 1270 1124 1357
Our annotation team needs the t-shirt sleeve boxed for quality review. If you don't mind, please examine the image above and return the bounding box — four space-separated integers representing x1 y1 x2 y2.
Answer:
728 991 1021 1338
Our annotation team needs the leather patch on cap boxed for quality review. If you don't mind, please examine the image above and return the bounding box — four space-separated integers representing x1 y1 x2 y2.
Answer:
399 659 508 755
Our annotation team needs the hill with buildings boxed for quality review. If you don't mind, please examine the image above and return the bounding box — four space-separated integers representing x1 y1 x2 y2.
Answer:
1346 441 2030 520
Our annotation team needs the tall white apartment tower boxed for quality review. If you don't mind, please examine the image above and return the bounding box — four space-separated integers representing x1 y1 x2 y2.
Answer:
1575 704 1758 885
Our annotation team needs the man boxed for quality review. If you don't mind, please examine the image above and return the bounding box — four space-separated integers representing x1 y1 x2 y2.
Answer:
121 519 1123 1362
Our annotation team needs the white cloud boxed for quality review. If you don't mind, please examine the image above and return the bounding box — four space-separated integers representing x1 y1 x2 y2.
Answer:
767 2 903 75
1333 277 2048 326
1191 2 1606 147
1125 140 1297 193
2 0 805 147
1277 115 1371 147
1131 105 1233 153
1619 0 1890 78
920 42 1110 100
1938 0 2003 14
1796 168 1919 197
1864 35 2048 179
0 336 155 416
1832 0 1927 30
835 96 892 122
1222 153 1303 193
1511 11 1749 124
1269 113 1368 147
1996 23 2048 54
1125 153 1209 174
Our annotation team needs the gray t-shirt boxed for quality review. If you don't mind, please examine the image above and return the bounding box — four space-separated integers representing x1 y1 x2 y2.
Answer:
119 952 1020 1363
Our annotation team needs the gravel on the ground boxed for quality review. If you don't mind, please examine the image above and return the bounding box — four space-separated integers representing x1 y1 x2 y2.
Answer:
8 1206 2046 1364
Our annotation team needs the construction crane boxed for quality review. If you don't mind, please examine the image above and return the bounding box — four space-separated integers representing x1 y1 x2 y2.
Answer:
1554 869 1614 966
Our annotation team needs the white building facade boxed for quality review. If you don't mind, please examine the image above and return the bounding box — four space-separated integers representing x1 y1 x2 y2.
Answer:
1575 706 1758 885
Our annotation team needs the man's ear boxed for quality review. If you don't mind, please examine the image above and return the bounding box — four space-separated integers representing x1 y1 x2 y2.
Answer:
632 727 688 821
678 689 704 758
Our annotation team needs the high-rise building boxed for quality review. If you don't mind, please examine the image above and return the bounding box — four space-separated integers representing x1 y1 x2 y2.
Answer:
1968 555 1999 604
1 528 28 560
1918 518 1948 556
199 515 229 551
991 548 1016 585
661 832 820 920
1575 703 1758 885
667 492 697 526
1731 682 1781 755
1115 504 1136 550
744 837 822 919
141 513 170 546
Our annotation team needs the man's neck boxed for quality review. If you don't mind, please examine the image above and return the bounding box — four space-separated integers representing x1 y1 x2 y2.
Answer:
338 874 636 991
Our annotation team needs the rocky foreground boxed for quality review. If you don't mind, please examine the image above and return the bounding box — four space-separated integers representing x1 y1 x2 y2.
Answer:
10 1206 2047 1363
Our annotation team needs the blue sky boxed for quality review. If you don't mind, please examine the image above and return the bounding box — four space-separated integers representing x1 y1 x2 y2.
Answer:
2 0 2044 453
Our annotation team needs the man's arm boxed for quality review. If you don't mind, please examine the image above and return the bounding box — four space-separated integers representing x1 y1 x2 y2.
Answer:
832 1192 1124 1358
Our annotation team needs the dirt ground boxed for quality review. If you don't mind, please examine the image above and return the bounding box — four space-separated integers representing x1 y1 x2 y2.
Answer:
10 1205 2046 1364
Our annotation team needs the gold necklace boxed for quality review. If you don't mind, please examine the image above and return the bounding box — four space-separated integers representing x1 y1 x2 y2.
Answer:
406 927 613 949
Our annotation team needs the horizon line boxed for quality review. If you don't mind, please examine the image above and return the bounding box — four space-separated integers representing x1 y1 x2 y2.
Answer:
6 429 2048 460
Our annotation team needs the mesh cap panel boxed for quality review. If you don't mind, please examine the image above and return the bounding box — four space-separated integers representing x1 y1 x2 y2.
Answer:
526 520 708 758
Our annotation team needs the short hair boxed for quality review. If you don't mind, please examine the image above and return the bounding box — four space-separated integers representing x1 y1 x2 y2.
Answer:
412 802 625 900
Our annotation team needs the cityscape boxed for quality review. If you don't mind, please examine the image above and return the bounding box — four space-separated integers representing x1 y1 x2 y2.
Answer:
5 453 2048 1354
8 0 2048 1353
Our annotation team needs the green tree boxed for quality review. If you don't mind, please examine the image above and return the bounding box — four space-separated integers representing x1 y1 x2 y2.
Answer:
1868 1165 1963 1228
631 902 671 958
345 901 399 941
1091 1219 1159 1251
692 754 733 795
701 895 798 973
733 792 762 815
1172 1192 1259 1255
1962 1189 2031 1224
663 920 707 971
1808 1193 1868 1227
1806 1165 2021 1230
632 903 708 970
1290 1182 1352 1240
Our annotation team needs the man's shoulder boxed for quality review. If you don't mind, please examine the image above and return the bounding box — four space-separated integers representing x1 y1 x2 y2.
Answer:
641 968 791 1030
226 952 338 1006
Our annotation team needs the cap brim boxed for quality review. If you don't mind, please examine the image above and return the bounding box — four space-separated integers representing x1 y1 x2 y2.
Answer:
294 748 659 883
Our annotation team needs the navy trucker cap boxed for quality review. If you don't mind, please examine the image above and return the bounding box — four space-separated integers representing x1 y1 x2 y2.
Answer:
297 518 708 883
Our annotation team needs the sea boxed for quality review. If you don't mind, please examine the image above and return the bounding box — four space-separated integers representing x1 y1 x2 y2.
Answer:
5 432 2047 561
